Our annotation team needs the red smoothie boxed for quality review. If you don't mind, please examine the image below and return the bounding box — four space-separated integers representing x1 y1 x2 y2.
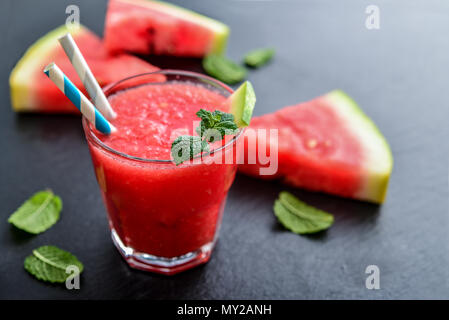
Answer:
83 73 238 274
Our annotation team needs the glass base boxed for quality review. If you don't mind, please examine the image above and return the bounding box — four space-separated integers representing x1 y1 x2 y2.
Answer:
111 229 214 275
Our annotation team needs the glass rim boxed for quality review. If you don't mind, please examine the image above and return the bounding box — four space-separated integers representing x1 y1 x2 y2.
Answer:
82 69 243 164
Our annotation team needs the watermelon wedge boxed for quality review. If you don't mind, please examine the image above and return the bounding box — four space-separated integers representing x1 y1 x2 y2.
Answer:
104 0 230 57
228 81 256 127
10 25 161 113
238 91 393 203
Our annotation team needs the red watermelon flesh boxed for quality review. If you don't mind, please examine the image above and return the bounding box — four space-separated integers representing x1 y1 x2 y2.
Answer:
104 0 230 57
238 91 393 203
10 25 162 113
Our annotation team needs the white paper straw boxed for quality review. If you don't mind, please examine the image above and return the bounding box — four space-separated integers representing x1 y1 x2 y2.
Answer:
58 33 117 120
43 62 116 135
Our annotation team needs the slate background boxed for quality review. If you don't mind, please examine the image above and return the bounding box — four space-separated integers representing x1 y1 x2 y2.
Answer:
0 0 448 299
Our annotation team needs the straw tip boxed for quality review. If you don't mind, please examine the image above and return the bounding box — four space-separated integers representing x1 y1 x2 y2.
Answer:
58 33 73 42
43 62 55 73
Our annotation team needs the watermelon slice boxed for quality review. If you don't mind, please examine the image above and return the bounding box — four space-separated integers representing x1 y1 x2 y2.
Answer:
10 25 161 113
238 91 393 203
104 0 230 57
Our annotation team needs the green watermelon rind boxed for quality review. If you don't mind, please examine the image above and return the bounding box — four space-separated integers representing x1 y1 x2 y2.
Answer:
120 0 230 55
9 25 88 112
229 81 256 127
324 90 393 203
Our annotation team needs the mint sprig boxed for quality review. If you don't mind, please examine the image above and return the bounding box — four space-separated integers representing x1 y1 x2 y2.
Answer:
196 109 238 142
171 109 238 165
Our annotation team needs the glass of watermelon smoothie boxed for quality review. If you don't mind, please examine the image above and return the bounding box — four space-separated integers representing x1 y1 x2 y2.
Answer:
82 70 241 275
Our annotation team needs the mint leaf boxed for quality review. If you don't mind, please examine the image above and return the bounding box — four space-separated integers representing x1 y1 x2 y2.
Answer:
171 109 238 165
8 190 62 234
196 109 238 142
24 245 84 283
171 135 208 165
202 54 247 84
274 192 334 234
244 48 275 68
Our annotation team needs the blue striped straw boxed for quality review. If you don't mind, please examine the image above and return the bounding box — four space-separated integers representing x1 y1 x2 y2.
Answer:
43 62 116 135
58 33 117 120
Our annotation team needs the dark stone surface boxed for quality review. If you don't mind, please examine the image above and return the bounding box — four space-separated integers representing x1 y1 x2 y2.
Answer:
0 0 447 299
